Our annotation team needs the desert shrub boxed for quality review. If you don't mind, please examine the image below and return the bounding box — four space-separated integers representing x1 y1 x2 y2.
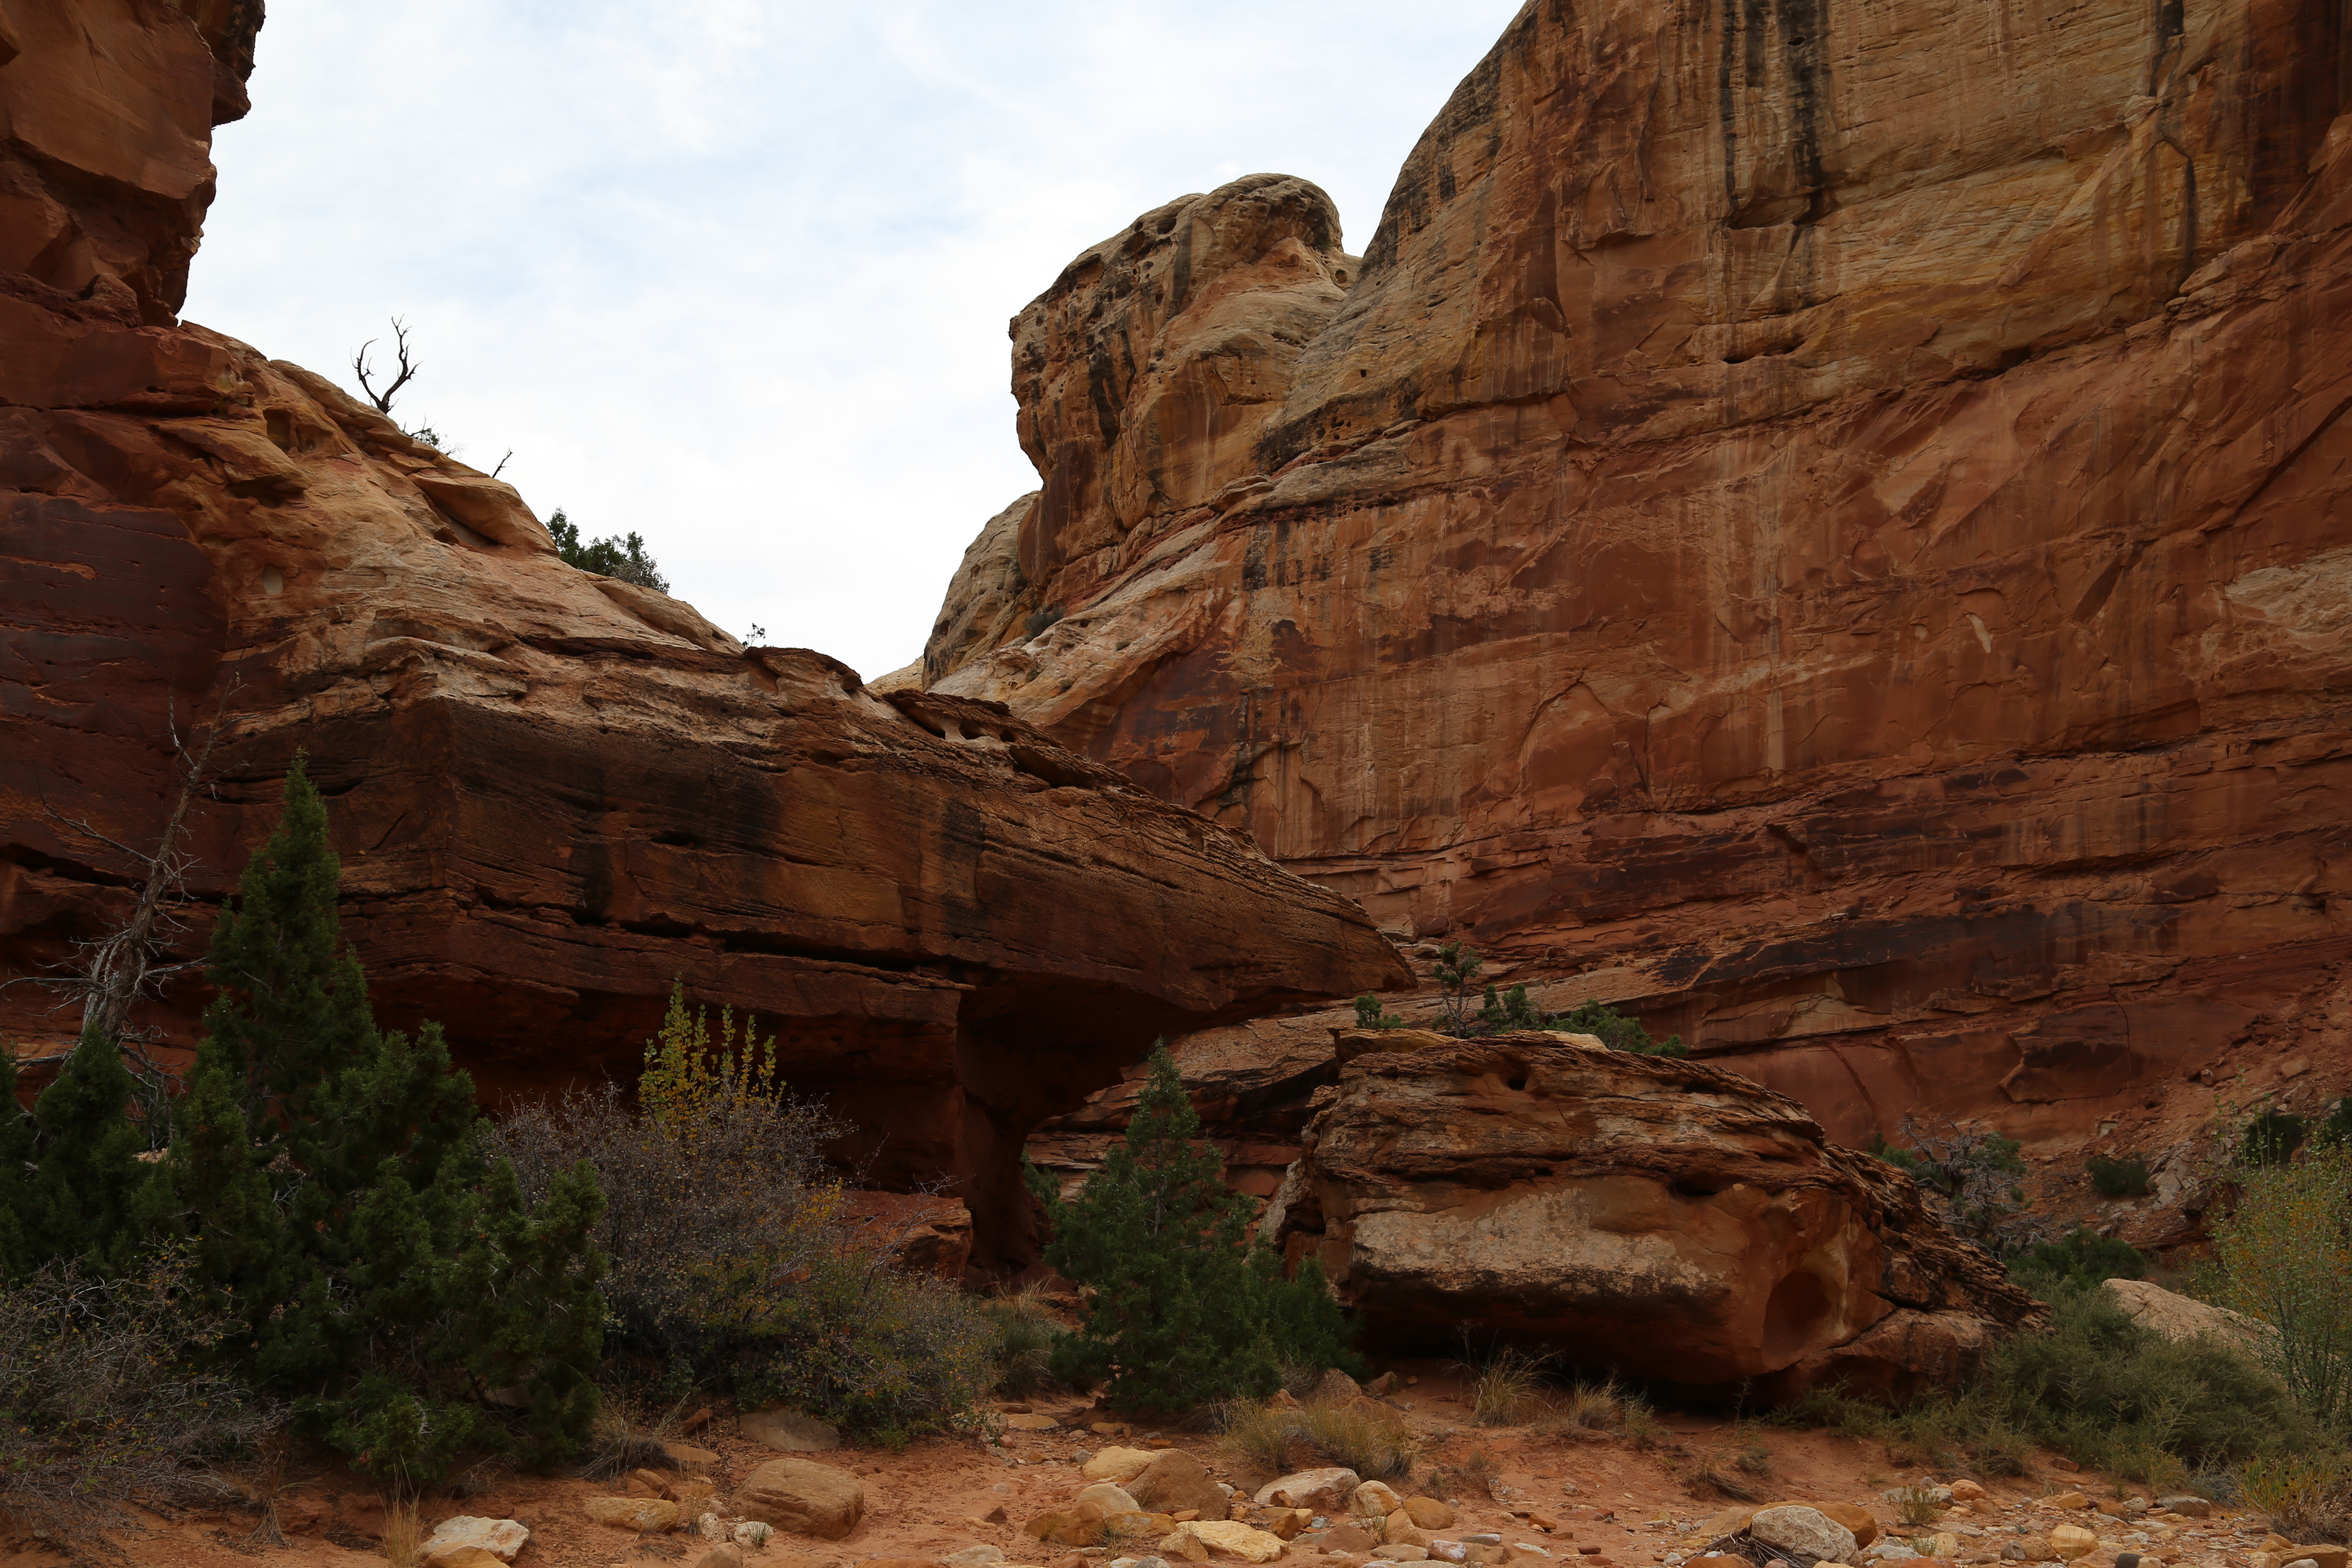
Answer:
1352 993 1406 1030
2206 1144 2352 1429
1039 1042 1360 1414
1875 1115 2036 1254
2244 1108 2312 1167
1218 1394 1418 1480
1023 605 1065 637
1987 1284 2309 1475
983 1286 1067 1398
2088 1152 2153 1198
1782 1283 2309 1485
550 508 669 591
0 1252 278 1532
1550 998 1686 1057
490 988 992 1446
2012 1228 2147 1292
2315 1098 2352 1152
2242 1452 2352 1541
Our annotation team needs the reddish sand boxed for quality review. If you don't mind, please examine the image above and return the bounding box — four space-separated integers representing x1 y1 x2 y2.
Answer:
0 1364 2268 1568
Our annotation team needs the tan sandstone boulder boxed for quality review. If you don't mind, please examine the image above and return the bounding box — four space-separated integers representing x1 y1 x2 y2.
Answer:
2103 1279 2278 1360
736 1456 865 1539
1268 1038 2042 1395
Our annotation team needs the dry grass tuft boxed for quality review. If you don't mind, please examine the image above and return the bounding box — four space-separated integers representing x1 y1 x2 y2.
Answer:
1218 1395 1419 1481
1465 1347 1553 1427
381 1499 426 1568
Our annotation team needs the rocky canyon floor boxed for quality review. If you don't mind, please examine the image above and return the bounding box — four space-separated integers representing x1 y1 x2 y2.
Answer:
10 1366 2270 1568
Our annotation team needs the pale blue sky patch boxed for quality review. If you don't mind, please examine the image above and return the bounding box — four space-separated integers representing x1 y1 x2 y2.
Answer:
187 0 1526 679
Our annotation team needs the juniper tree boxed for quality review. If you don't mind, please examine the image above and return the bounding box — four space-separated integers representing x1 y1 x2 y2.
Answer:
21 1023 150 1275
152 754 606 1484
1042 1042 1355 1412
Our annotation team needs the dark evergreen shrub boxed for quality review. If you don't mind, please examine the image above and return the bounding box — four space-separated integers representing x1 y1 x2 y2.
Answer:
1040 1042 1358 1413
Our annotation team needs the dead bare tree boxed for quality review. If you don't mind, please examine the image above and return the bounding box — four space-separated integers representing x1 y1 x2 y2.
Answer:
15 686 242 1142
351 316 420 416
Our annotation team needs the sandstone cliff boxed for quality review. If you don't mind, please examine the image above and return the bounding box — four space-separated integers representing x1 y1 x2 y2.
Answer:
1268 1032 2044 1397
925 0 2352 1148
0 0 1409 1266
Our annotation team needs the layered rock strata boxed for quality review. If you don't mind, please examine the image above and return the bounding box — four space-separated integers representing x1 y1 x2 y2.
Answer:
1267 1032 2044 1396
924 0 2352 1146
0 0 1409 1265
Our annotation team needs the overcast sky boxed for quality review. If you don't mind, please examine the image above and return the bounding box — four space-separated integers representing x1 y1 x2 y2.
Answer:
185 1 1525 681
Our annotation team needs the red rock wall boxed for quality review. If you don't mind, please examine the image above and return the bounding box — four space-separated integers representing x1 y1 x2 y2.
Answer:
0 0 1409 1267
928 0 2352 1147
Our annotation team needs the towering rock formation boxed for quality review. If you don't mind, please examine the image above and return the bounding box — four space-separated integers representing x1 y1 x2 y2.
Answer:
926 0 2352 1145
0 0 1407 1265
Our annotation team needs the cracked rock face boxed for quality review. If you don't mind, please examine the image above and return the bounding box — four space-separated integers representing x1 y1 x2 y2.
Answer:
919 0 2352 1146
1268 1035 2043 1394
0 0 1408 1267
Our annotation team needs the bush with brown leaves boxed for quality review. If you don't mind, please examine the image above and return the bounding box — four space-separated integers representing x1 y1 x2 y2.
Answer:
0 1253 278 1534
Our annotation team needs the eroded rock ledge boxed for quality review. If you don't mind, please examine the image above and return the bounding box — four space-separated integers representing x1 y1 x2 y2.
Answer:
0 0 1409 1268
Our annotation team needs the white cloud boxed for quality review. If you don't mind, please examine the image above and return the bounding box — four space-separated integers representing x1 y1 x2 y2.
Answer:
187 0 1526 679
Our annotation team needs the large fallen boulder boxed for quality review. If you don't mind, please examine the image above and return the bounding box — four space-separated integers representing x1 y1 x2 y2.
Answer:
1267 1033 2042 1396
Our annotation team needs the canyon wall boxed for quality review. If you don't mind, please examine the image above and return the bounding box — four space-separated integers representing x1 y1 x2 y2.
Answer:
928 0 2352 1147
0 0 1408 1265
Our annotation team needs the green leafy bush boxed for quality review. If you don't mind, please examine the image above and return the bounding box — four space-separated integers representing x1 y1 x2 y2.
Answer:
1352 993 1406 1029
2206 1144 2352 1430
1040 1042 1358 1413
1783 1282 2311 1489
490 988 994 1447
549 507 669 592
2087 1152 2153 1198
1550 998 1685 1057
2012 1228 2147 1292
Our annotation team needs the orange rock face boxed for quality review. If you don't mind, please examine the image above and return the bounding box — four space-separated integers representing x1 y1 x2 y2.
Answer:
927 0 2352 1143
1269 1034 2042 1395
0 1 1408 1265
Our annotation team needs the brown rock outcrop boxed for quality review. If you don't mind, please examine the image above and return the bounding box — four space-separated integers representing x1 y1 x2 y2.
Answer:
924 0 2352 1146
1267 1033 2043 1396
0 0 1409 1265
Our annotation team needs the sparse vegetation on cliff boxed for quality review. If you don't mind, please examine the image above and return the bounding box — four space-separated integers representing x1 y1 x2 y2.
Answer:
549 506 671 592
2088 1151 2153 1197
1037 1042 1358 1414
1872 1116 2036 1254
